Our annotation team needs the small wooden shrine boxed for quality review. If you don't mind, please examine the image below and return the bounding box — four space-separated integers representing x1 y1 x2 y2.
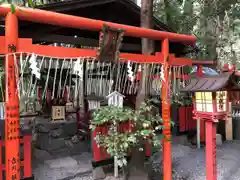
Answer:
106 91 125 107
86 94 105 111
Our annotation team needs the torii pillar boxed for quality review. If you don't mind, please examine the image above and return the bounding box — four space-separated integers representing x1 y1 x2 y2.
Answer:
5 12 21 180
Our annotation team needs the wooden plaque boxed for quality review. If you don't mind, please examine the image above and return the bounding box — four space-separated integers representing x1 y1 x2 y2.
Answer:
52 106 65 121
96 24 124 64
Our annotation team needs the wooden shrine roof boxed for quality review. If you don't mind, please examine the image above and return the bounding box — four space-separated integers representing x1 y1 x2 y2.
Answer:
181 72 240 92
0 0 187 55
86 93 105 101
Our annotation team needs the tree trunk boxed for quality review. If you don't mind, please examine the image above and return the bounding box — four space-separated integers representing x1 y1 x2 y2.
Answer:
127 1 154 180
126 140 149 180
135 0 154 110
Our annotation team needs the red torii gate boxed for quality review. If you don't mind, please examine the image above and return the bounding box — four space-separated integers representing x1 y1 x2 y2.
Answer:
0 6 213 180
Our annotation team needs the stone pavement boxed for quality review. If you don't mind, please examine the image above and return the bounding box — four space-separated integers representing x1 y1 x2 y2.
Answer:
33 151 93 180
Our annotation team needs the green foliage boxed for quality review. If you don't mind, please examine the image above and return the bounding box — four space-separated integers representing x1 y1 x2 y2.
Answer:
90 100 169 167
0 0 43 13
90 105 133 129
153 0 239 62
216 4 240 67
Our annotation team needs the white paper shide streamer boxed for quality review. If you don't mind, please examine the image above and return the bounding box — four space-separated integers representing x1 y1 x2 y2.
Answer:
73 58 83 80
29 53 41 79
160 64 165 82
127 61 134 82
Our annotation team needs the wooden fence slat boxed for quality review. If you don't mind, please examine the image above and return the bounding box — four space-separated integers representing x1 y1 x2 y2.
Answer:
0 137 32 179
23 135 32 178
0 140 2 180
179 107 185 132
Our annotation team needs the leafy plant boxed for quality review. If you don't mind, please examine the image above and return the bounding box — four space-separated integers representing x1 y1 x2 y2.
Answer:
90 100 171 167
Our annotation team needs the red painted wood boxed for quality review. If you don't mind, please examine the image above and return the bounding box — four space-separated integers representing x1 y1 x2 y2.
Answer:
179 107 186 132
186 107 191 130
5 13 21 180
0 140 2 180
200 120 205 142
186 107 190 131
0 36 212 66
205 121 217 180
187 107 191 131
0 7 196 44
92 126 101 162
63 88 68 102
188 106 196 131
23 135 32 178
161 39 172 180
179 106 196 132
0 137 32 178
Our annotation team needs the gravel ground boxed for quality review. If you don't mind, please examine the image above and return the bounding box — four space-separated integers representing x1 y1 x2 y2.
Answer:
33 140 240 180
150 140 240 180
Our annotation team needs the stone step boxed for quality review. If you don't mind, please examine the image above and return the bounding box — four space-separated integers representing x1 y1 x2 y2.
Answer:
45 156 78 169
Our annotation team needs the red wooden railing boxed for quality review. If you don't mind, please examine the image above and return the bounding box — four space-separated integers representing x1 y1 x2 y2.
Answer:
179 106 205 142
179 106 195 132
0 135 32 180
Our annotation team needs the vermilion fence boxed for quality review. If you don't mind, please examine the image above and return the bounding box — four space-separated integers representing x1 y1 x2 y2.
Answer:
179 106 205 142
179 106 195 132
0 135 32 180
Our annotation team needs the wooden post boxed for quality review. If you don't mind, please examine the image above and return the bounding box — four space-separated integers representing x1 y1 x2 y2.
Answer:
205 120 217 180
197 120 201 148
0 140 2 180
225 102 233 141
196 65 203 148
5 12 21 180
161 38 172 180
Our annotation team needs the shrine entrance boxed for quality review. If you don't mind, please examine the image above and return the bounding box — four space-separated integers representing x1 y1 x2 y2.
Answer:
0 5 216 180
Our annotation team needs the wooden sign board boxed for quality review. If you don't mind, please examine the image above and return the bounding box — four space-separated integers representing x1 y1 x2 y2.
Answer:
52 106 65 121
96 24 124 64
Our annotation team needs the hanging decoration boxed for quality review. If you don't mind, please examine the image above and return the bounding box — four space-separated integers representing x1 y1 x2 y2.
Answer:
0 52 190 117
0 53 85 117
29 53 41 79
72 58 84 110
160 64 165 82
96 24 124 63
73 58 84 80
127 61 134 82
